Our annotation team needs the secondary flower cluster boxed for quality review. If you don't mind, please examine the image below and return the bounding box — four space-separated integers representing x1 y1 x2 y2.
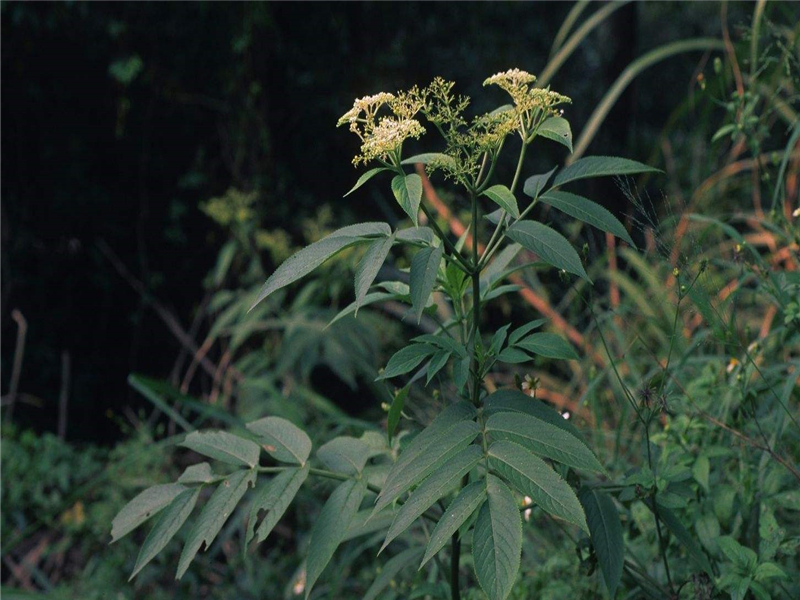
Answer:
336 92 426 166
483 68 571 138
337 69 571 182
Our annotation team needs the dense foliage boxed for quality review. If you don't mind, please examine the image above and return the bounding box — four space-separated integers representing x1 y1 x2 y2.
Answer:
2 2 799 600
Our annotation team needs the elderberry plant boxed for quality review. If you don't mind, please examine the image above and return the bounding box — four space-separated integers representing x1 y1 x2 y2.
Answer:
112 69 659 599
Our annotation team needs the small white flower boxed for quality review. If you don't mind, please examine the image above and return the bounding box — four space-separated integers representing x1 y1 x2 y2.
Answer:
522 496 533 522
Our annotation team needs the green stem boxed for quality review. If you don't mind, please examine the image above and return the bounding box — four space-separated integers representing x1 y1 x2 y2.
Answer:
478 139 527 269
419 203 473 274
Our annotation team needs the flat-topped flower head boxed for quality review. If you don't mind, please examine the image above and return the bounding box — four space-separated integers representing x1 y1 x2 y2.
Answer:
337 92 396 139
356 117 425 165
484 68 537 92
484 68 571 139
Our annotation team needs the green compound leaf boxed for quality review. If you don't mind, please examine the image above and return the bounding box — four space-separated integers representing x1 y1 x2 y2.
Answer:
305 478 367 599
537 117 573 152
251 222 390 309
488 441 587 532
392 173 423 226
246 416 312 466
246 465 309 547
176 469 256 579
378 343 437 379
354 233 396 313
426 349 452 384
387 385 409 444
111 483 188 542
181 430 261 468
421 480 486 568
410 243 444 324
177 462 215 484
483 185 520 219
473 475 522 600
364 547 425 600
345 167 390 197
514 332 579 360
506 220 590 282
539 191 635 247
317 436 371 475
396 226 435 245
131 487 200 579
483 389 587 443
486 411 604 473
552 156 660 188
374 404 478 513
522 168 557 199
507 319 546 345
380 445 482 553
579 487 623 596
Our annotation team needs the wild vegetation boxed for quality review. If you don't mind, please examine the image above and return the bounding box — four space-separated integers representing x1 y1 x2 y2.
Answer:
2 2 798 600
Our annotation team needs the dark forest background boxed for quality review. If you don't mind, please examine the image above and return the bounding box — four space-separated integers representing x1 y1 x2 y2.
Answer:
1 1 734 442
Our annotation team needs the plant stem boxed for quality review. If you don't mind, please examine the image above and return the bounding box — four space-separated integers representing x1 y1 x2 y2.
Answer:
450 529 461 600
419 203 473 274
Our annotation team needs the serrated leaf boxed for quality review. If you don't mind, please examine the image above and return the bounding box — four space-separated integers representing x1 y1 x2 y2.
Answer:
473 475 522 600
508 319 546 345
537 117 572 152
454 356 470 392
387 385 409 443
483 185 520 219
355 233 395 313
717 536 758 570
488 441 587 531
378 344 437 380
364 547 425 600
496 348 532 364
176 469 255 579
375 408 479 513
246 417 311 465
579 487 623 596
178 462 215 484
483 389 586 443
522 168 557 199
514 332 579 360
483 284 523 302
426 350 452 384
381 445 482 552
754 562 787 581
506 220 590 282
112 483 188 543
250 223 390 309
539 191 635 247
131 487 200 579
412 334 467 357
421 480 486 568
396 226 435 245
246 465 309 547
392 174 423 226
410 243 444 324
480 243 522 291
486 412 604 473
648 501 713 577
345 167 390 197
317 436 371 475
553 156 660 188
328 291 397 327
489 325 510 356
344 508 398 542
305 478 366 599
